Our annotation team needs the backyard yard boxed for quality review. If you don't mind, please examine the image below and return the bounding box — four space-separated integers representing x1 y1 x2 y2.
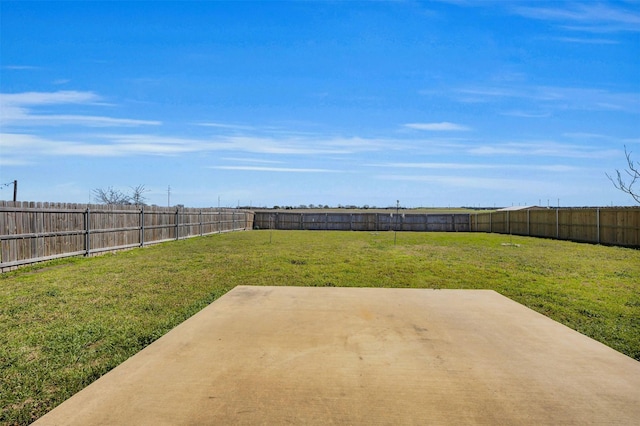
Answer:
1 230 639 424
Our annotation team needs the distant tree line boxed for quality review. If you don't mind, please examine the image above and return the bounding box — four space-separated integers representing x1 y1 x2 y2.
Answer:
269 204 380 210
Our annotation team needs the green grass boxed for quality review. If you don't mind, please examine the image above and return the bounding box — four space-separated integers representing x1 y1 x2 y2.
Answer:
1 231 639 424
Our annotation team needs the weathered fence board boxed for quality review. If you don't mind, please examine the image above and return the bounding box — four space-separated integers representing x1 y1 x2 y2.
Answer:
471 207 639 248
0 201 254 271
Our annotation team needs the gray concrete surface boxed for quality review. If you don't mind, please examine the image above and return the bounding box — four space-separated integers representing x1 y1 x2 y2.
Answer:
34 286 640 425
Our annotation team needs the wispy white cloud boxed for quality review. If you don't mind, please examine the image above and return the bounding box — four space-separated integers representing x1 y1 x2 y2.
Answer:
368 161 579 172
512 3 640 33
0 133 123 158
1 65 40 70
404 122 471 131
194 122 255 131
0 157 33 166
453 87 517 102
324 136 392 150
93 134 226 155
0 130 388 163
500 110 551 118
11 114 161 127
0 132 217 159
372 162 494 170
221 157 283 164
468 141 618 159
551 36 619 44
454 85 640 113
210 166 339 173
377 174 550 192
562 132 610 140
220 136 355 155
0 90 160 127
1 90 99 105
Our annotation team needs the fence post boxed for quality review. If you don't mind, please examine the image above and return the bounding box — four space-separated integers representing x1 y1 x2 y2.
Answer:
489 212 492 233
527 209 530 236
199 211 203 236
175 208 179 240
597 208 600 244
85 208 91 256
140 206 145 247
556 208 559 239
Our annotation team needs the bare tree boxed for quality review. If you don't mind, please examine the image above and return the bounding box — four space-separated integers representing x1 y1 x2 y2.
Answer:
93 185 149 205
607 146 640 204
130 184 149 206
93 187 130 204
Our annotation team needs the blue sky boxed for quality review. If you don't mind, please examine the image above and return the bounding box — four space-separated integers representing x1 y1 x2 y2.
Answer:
1 1 639 208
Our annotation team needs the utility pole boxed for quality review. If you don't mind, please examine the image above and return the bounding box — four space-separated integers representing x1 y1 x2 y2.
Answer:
394 200 399 245
168 185 171 207
1 180 17 202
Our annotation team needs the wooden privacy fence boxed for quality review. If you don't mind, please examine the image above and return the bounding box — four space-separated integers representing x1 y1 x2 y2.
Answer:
253 212 471 232
470 207 639 248
0 201 254 271
255 209 639 248
3 203 637 270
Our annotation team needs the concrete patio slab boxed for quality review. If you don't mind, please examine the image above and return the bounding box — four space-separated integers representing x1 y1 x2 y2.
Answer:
34 286 640 425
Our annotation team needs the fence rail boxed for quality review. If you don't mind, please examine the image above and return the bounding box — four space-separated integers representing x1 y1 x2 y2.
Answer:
470 207 639 248
0 201 254 271
253 212 471 232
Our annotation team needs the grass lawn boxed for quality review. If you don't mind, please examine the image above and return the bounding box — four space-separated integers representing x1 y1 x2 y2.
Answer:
1 230 639 424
